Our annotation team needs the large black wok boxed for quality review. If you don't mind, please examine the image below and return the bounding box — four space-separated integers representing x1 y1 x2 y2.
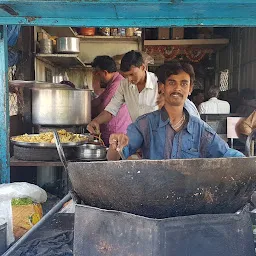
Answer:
68 157 256 218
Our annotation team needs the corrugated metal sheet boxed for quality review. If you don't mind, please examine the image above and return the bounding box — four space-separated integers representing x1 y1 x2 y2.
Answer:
239 28 256 90
220 27 256 91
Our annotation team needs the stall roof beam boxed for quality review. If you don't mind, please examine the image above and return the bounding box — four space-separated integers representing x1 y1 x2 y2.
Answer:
0 1 256 26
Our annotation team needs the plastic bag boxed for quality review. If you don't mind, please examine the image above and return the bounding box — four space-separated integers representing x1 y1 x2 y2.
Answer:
0 182 47 245
0 182 47 203
7 25 21 47
0 200 13 246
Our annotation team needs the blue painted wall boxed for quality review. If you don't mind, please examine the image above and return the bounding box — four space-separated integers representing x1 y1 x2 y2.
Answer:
0 25 10 183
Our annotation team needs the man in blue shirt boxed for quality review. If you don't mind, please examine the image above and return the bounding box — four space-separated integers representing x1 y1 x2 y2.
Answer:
107 62 244 160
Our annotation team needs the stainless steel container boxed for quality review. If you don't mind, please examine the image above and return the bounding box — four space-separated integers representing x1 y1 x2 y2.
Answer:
74 144 107 160
32 88 91 125
56 37 80 53
39 39 53 54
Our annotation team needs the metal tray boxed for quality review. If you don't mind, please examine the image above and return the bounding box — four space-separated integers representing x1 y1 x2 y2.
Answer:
11 134 89 148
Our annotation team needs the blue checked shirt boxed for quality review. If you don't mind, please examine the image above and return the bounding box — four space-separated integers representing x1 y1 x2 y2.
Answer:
123 108 244 159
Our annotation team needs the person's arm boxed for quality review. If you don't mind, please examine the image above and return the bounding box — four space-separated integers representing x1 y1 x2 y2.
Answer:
107 133 129 160
91 94 103 108
94 77 122 115
104 80 126 117
107 122 144 161
87 81 126 134
87 110 113 134
203 125 245 158
91 96 103 118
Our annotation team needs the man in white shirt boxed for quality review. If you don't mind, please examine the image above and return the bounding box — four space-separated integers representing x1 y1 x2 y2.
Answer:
198 86 230 114
87 51 199 134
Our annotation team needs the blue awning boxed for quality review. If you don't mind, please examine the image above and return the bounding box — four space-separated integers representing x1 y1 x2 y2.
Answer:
0 0 256 27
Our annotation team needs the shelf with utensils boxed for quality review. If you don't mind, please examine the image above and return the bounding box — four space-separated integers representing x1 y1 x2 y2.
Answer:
36 53 86 68
41 27 141 43
77 35 141 42
144 38 229 49
41 27 77 37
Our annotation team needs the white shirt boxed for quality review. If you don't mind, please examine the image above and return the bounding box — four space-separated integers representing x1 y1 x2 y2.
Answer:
105 71 159 122
105 71 200 122
184 99 200 119
198 97 230 114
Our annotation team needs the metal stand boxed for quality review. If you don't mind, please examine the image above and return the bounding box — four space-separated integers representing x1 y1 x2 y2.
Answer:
245 130 256 157
231 138 234 149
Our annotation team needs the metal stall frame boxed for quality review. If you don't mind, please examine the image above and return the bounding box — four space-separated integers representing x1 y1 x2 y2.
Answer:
1 0 256 183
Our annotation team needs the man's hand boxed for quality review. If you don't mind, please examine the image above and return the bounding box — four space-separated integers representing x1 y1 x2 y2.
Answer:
87 120 100 134
109 133 129 151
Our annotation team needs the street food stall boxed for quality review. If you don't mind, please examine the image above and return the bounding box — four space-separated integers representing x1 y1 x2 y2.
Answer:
0 0 255 182
0 1 256 255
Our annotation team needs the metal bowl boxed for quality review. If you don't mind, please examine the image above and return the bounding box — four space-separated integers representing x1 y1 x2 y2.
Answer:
68 157 256 218
74 144 107 160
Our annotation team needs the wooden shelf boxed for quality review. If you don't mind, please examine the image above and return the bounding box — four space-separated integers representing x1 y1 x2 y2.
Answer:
77 35 141 42
10 157 63 167
36 53 85 68
144 39 229 47
41 27 77 37
10 157 105 167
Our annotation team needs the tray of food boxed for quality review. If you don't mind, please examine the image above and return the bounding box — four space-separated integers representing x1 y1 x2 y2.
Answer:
11 129 91 148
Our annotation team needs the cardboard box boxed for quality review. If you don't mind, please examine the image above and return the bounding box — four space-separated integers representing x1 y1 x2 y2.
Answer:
172 28 184 39
37 32 48 41
158 28 170 39
12 203 43 239
151 53 165 65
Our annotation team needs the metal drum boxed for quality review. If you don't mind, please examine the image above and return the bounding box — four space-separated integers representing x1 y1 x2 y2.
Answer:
39 39 53 54
32 88 91 125
56 37 80 53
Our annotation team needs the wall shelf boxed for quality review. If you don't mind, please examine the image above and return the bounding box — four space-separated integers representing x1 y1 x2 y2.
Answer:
77 35 141 42
144 38 229 48
10 157 63 167
36 53 85 68
41 27 77 37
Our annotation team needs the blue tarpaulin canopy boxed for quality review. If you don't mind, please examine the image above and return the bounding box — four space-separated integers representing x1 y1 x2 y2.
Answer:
7 25 21 66
0 0 256 27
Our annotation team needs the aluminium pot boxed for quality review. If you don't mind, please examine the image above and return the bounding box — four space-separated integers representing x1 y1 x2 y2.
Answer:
39 39 53 54
56 37 80 53
32 87 91 125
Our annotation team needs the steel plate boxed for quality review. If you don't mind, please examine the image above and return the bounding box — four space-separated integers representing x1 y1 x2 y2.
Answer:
11 134 89 148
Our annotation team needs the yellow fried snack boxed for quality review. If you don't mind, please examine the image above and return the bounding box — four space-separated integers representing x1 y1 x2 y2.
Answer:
12 129 88 144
